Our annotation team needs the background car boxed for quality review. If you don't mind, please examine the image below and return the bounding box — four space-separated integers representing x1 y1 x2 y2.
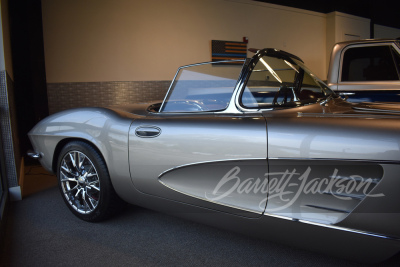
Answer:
327 38 400 102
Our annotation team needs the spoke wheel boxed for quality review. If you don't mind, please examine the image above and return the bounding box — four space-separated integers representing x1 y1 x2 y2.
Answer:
60 150 100 214
57 141 125 222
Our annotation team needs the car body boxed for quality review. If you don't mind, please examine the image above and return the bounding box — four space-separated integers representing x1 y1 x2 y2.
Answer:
29 48 400 262
327 38 400 102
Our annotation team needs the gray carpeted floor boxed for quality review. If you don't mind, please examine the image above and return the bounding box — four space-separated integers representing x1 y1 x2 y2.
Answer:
1 186 400 266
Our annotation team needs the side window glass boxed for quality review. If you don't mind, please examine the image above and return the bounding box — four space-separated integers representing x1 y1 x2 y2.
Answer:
161 61 243 112
241 56 328 108
341 45 400 82
298 73 326 100
241 57 296 108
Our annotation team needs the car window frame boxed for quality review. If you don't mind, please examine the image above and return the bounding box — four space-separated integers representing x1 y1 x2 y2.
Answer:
235 51 333 112
159 60 246 114
339 42 400 83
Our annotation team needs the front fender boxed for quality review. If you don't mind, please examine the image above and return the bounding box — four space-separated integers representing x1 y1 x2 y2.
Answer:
28 107 141 194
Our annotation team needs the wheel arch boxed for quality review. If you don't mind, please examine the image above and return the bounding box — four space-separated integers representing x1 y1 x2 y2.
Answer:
52 137 106 174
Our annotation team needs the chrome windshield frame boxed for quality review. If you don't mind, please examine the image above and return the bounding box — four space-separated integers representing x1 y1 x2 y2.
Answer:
159 49 335 115
159 59 246 113
233 49 336 113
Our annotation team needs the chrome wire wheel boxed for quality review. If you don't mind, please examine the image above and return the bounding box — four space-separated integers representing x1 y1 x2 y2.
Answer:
57 141 126 222
60 150 100 214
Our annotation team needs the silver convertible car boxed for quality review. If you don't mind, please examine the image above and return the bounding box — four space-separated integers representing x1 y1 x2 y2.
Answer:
29 49 400 262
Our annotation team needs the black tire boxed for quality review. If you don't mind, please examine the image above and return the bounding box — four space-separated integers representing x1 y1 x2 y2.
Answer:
56 140 125 222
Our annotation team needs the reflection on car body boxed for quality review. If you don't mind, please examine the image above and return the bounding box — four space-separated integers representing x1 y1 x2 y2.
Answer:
29 48 400 263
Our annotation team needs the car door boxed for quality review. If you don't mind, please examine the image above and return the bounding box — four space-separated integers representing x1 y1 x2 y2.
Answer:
128 113 268 218
264 115 385 225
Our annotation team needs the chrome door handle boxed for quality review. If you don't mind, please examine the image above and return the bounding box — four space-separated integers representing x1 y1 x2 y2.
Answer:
135 126 161 138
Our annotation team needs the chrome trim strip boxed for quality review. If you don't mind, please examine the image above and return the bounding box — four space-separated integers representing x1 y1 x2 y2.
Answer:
159 67 181 112
268 157 400 165
158 157 267 178
297 112 400 118
157 155 399 240
158 179 263 215
223 59 251 114
304 204 350 213
352 106 400 114
157 157 267 215
263 212 400 241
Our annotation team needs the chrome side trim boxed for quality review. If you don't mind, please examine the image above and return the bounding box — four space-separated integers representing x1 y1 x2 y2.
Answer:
157 158 268 215
159 67 180 112
263 212 400 241
297 112 400 118
304 204 350 213
268 157 400 165
157 157 267 179
158 179 262 215
352 106 400 114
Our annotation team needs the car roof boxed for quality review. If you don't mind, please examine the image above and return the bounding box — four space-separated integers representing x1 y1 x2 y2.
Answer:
335 38 400 47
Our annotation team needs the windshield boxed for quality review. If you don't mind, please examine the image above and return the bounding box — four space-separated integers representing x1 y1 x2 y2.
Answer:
160 61 244 112
241 55 333 109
